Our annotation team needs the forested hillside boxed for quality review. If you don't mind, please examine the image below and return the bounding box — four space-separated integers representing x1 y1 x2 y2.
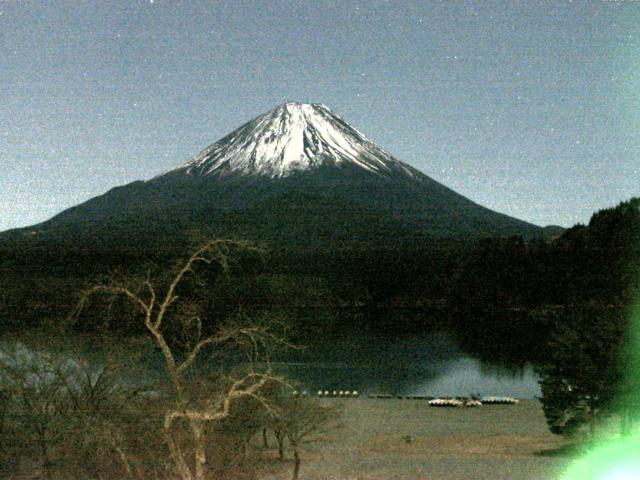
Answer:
1 199 638 367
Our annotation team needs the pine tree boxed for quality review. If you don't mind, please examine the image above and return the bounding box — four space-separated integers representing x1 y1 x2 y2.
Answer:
536 305 626 437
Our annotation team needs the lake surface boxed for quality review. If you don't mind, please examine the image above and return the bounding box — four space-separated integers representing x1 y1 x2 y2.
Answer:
2 332 542 399
271 333 541 398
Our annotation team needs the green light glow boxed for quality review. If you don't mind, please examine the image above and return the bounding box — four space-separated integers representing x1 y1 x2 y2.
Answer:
559 297 640 479
560 206 640 479
560 434 640 479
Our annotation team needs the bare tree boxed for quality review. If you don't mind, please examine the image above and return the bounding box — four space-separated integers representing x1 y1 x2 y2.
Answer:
0 344 75 479
0 342 151 480
286 398 340 480
73 240 290 480
265 386 341 480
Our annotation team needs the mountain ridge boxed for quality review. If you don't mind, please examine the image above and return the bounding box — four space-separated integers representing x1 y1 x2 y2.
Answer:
159 102 418 180
1 102 542 249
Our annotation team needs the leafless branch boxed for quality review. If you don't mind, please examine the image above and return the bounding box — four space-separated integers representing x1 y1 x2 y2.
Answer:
69 239 287 480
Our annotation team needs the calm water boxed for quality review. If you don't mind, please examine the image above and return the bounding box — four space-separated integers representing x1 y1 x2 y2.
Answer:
2 332 541 399
271 333 541 398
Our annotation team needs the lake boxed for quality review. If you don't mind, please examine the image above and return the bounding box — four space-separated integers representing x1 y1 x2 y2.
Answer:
1 332 541 399
270 332 541 398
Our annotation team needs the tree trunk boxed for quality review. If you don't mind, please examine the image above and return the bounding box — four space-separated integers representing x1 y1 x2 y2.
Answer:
40 446 52 480
164 422 193 480
588 404 596 438
243 437 250 459
262 427 269 448
276 432 285 462
621 407 630 437
36 426 51 480
192 421 206 480
292 448 301 480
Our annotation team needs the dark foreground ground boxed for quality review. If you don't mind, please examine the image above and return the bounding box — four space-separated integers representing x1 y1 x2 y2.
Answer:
261 399 572 480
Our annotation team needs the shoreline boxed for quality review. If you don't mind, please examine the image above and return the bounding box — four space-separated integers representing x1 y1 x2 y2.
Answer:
260 398 571 480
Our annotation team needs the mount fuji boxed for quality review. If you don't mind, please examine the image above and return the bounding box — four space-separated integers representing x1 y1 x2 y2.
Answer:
4 102 542 251
163 102 419 179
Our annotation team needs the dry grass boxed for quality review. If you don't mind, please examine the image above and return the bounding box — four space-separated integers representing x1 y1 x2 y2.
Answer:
259 399 573 480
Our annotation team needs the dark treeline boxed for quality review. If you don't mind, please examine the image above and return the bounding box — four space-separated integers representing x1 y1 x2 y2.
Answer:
1 198 638 367
451 197 640 365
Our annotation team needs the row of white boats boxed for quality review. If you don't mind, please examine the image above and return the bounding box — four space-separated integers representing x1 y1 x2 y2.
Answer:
293 390 519 406
426 396 520 407
372 395 520 406
293 390 360 397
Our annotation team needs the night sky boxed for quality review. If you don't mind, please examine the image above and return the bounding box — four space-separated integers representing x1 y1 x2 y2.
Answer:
1 0 638 231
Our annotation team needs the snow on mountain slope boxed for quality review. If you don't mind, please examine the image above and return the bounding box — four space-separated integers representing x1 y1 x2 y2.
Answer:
0 101 543 245
162 102 418 179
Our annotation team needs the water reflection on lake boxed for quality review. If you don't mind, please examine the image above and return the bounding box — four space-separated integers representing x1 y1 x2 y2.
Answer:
412 358 540 398
272 333 541 398
2 332 542 398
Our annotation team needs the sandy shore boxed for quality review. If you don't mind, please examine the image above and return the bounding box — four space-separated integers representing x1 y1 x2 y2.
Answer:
260 399 572 480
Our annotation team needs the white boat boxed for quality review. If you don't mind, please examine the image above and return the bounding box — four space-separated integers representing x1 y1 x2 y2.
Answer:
428 398 464 407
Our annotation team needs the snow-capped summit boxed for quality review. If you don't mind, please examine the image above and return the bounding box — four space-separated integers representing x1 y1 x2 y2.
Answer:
3 101 542 250
164 102 417 179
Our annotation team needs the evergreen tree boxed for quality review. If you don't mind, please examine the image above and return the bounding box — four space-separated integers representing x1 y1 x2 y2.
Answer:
536 305 626 437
